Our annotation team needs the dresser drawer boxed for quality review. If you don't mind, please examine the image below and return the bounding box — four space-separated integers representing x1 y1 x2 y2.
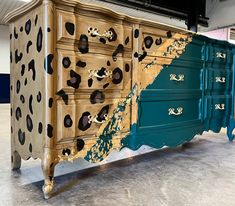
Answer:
138 98 201 128
205 68 231 92
56 98 130 142
139 57 201 91
205 44 233 65
56 10 132 49
205 95 231 119
57 50 131 92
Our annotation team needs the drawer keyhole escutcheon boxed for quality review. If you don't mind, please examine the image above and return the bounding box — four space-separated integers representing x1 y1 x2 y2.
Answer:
215 104 225 110
88 114 109 124
216 52 226 59
88 27 113 40
215 77 226 83
88 69 113 79
168 107 183 116
170 74 184 82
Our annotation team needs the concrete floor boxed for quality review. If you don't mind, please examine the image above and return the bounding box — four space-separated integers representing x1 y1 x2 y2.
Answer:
1 104 235 206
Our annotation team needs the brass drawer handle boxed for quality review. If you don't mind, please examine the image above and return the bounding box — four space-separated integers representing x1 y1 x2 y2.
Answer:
168 107 183 116
170 74 184 82
88 114 109 124
88 69 113 79
215 77 226 83
216 52 226 59
215 104 225 110
88 27 113 40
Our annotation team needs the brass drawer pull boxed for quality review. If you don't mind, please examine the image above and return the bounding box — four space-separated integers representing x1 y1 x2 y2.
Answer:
170 74 184 82
216 52 226 59
88 114 109 124
88 27 113 40
215 77 226 83
88 69 113 79
215 104 225 110
168 107 183 116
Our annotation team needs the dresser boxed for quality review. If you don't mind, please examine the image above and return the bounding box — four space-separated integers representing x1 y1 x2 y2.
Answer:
4 0 235 199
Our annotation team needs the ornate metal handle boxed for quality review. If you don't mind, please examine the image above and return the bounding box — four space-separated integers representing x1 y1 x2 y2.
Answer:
168 107 183 116
144 58 157 69
170 74 184 82
215 104 225 110
88 69 113 79
88 114 109 124
88 27 113 40
215 77 226 83
216 52 226 59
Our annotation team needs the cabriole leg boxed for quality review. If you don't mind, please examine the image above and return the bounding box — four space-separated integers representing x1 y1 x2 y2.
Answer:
11 150 21 170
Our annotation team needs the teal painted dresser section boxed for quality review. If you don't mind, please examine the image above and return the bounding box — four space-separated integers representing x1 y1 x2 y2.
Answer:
122 35 235 150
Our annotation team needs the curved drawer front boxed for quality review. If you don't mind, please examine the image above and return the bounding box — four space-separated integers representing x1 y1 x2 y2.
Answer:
205 68 231 92
56 9 132 49
138 98 201 128
139 57 201 91
57 50 131 92
56 98 130 142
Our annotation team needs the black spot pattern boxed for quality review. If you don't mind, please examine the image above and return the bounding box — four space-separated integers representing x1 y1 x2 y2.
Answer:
62 148 71 156
144 36 153 49
134 29 139 38
48 98 53 108
10 52 12 63
18 129 25 145
108 28 117 42
36 27 43 52
15 49 23 64
47 124 53 138
14 27 18 39
15 107 22 121
134 52 139 58
38 122 43 134
24 78 27 86
21 64 25 76
26 115 33 132
125 64 130 72
99 38 106 44
112 68 123 84
29 143 32 153
16 80 20 94
77 139 85 151
20 27 23 32
26 41 32 53
64 114 73 128
103 83 109 89
78 34 89 53
25 19 31 35
47 27 51 32
90 90 105 104
28 59 36 81
10 34 12 40
107 61 111 66
78 112 91 131
125 36 129 45
96 67 106 81
65 22 75 35
37 91 42 102
56 90 68 105
97 105 109 122
76 60 86 68
29 95 33 115
34 15 38 26
166 31 172 38
44 54 54 75
67 70 81 89
88 78 93 87
138 51 147 62
20 95 25 103
62 57 71 68
155 37 162 45
112 44 124 61
11 108 12 116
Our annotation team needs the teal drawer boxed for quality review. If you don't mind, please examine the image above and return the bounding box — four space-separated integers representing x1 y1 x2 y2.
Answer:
138 98 201 128
205 68 231 92
205 43 233 65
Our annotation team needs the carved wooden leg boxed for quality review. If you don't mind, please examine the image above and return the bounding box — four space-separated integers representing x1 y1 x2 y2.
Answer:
41 149 56 199
11 150 21 170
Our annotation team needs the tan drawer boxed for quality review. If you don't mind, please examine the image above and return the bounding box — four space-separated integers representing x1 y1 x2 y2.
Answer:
57 50 131 92
56 98 130 142
56 9 132 50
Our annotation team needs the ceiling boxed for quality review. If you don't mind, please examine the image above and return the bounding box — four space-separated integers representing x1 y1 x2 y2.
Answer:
0 0 26 25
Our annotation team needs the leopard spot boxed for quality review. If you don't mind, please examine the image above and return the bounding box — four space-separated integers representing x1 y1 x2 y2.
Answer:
65 22 75 35
36 27 43 52
44 54 54 75
26 115 33 132
25 19 31 35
